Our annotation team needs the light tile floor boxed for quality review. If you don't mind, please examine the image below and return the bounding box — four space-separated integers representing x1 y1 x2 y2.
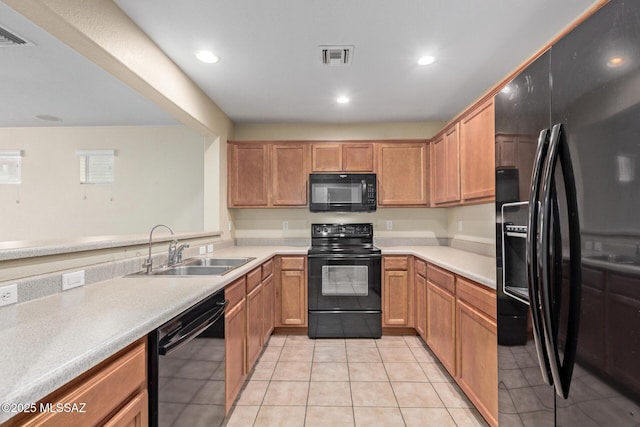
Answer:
222 335 489 427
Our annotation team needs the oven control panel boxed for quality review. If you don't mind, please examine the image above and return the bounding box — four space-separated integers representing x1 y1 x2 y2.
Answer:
312 223 373 238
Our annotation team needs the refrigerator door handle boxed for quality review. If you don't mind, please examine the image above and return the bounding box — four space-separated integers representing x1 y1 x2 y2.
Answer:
527 128 554 386
540 123 582 399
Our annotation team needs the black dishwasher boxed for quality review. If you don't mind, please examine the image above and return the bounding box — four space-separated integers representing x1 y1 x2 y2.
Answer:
148 288 228 427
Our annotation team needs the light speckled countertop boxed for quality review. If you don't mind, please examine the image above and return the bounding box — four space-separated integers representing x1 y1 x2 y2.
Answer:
0 245 495 423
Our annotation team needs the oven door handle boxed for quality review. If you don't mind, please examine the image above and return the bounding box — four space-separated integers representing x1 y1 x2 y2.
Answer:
159 300 228 356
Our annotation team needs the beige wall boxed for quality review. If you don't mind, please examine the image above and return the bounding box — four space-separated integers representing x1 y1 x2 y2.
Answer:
232 208 449 240
233 122 445 141
0 126 206 241
448 204 496 245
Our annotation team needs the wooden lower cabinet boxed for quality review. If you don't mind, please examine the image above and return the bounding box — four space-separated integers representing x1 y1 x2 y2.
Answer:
4 339 147 427
276 256 307 327
426 281 456 374
382 256 413 327
455 277 497 427
262 273 275 343
103 390 148 427
225 296 246 412
246 282 264 371
414 259 427 341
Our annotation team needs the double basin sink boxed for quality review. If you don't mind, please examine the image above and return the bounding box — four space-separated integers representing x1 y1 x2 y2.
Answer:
128 257 256 277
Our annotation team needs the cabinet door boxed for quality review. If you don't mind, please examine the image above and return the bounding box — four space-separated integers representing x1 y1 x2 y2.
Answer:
432 135 447 204
225 299 246 412
343 143 374 172
377 142 430 206
262 273 275 343
271 144 308 206
311 144 342 171
383 269 411 326
456 299 497 427
276 256 307 327
444 125 461 203
460 98 495 203
414 271 427 341
228 143 269 207
246 283 263 371
103 390 148 427
427 282 456 375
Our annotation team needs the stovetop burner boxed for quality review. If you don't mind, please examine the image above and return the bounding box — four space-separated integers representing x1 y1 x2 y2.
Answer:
308 223 380 256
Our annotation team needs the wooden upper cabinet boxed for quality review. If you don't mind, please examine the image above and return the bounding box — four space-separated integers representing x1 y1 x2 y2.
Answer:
459 98 495 203
271 143 308 206
432 124 460 205
311 142 374 172
343 143 375 171
377 142 430 206
312 144 342 171
228 143 269 207
228 141 307 207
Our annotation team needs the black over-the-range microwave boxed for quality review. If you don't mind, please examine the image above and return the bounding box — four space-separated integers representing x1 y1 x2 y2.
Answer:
309 173 377 212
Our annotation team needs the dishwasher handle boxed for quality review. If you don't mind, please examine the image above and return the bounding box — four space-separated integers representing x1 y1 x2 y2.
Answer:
159 299 228 356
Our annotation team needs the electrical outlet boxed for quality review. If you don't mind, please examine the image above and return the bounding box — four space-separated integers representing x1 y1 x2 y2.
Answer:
199 246 206 255
207 244 214 253
386 220 393 230
0 284 18 307
62 271 85 291
458 221 463 232
228 221 232 231
283 221 289 231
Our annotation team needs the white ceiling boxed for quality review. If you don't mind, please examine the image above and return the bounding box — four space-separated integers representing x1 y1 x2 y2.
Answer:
2 0 600 127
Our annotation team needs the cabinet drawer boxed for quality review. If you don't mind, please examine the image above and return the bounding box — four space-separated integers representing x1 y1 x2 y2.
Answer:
20 340 146 427
262 258 274 279
280 256 305 271
226 276 246 307
383 256 409 271
415 258 427 277
247 267 262 292
427 264 455 294
456 277 496 322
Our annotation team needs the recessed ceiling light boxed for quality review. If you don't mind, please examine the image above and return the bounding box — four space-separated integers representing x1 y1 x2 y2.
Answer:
418 56 435 66
607 56 625 67
196 50 219 64
337 96 350 104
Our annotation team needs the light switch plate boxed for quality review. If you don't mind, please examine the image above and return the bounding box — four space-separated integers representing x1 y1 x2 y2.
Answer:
62 270 85 291
0 283 18 307
199 246 206 255
386 220 393 230
207 244 214 253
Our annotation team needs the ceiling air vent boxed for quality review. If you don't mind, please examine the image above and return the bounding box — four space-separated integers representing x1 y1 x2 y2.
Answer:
320 45 353 66
0 25 33 47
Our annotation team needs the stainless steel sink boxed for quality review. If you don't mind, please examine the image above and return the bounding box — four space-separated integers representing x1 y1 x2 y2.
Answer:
152 265 233 276
182 257 255 267
126 257 256 277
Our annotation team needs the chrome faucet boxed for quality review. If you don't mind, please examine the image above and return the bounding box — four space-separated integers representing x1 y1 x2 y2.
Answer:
143 224 174 274
168 241 190 266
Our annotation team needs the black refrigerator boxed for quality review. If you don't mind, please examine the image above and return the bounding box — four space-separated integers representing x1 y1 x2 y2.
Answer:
495 0 640 425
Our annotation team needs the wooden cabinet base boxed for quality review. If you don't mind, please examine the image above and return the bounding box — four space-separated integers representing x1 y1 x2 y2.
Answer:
3 339 147 427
